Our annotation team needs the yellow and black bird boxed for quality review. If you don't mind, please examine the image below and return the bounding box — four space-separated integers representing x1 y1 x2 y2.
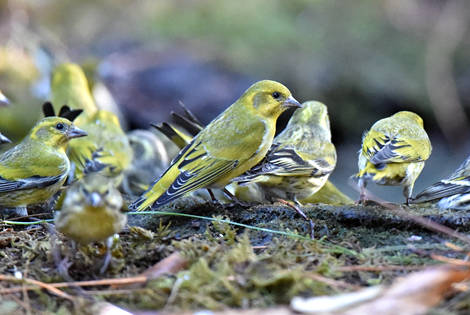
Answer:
50 63 132 182
0 103 86 216
130 80 301 210
412 155 470 210
355 111 432 204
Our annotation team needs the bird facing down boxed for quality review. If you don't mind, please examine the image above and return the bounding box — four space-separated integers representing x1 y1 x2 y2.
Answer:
355 111 432 204
55 171 126 245
234 101 337 204
55 167 126 273
130 80 302 211
411 155 470 210
0 103 87 215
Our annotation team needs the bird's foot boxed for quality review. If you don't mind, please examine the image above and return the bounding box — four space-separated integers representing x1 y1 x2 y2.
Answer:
276 199 315 239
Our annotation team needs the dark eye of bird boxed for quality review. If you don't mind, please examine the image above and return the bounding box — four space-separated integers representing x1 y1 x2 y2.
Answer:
272 91 281 99
56 123 65 131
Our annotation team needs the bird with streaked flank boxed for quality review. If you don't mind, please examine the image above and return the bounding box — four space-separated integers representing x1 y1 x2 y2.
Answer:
0 102 86 216
411 155 470 210
130 80 302 211
121 129 172 196
50 63 132 182
354 111 432 204
234 101 336 204
55 162 126 274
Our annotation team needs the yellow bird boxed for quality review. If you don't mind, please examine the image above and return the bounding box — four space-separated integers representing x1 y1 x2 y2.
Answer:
355 111 432 204
411 155 470 210
234 101 336 203
55 169 126 273
50 63 132 181
130 80 301 210
121 129 172 196
0 103 87 216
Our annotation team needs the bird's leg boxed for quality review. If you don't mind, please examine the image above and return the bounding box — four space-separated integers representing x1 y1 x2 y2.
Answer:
46 223 74 281
207 189 217 202
357 178 367 204
276 198 314 239
100 236 114 274
223 188 250 207
403 184 413 206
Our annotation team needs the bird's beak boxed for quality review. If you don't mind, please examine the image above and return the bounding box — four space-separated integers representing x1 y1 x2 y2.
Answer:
283 96 302 109
0 91 10 106
67 126 88 139
0 133 11 144
87 192 103 207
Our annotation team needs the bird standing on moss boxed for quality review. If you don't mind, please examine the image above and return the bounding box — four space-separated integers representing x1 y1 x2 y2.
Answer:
355 111 431 204
50 63 132 182
411 155 470 210
0 103 86 216
55 166 126 273
234 101 336 203
130 80 302 210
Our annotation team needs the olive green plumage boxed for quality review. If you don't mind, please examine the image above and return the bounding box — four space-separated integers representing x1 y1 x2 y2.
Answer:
130 80 301 210
56 171 126 244
50 63 133 181
412 155 470 210
355 111 432 203
234 101 337 203
0 114 87 212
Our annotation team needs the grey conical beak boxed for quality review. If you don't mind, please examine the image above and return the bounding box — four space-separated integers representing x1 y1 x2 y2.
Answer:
283 96 302 109
87 192 103 207
67 126 88 139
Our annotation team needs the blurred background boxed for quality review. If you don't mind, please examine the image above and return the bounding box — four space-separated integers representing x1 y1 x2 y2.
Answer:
1 0 470 201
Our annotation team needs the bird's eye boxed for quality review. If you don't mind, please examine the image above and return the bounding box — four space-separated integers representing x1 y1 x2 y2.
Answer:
56 123 64 130
272 91 281 99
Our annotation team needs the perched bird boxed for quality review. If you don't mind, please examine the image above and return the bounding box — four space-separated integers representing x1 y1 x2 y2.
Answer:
55 167 126 273
355 111 432 204
234 101 336 204
411 156 470 210
130 80 302 210
0 103 86 216
121 129 172 196
50 63 132 181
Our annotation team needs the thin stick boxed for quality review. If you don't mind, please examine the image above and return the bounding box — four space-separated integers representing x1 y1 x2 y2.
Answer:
0 275 73 300
337 265 426 272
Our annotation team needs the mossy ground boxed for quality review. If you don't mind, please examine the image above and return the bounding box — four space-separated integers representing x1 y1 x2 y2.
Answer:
1 199 470 314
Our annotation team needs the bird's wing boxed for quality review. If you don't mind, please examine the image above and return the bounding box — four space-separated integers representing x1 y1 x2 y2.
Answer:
0 174 63 192
132 138 240 209
236 144 335 183
412 177 470 203
362 130 428 165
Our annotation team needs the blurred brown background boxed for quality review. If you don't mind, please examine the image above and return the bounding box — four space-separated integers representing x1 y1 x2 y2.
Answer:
1 0 470 201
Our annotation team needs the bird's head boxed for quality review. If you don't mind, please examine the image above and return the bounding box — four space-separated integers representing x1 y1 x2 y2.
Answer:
290 101 330 129
29 117 87 148
79 173 122 209
242 80 302 119
393 111 424 127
